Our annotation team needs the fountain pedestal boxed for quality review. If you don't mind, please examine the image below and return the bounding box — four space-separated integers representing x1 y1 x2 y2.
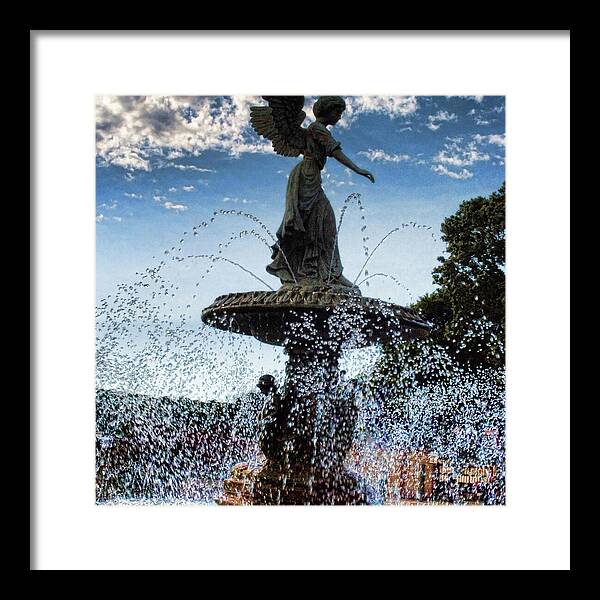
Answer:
202 284 431 505
252 340 368 505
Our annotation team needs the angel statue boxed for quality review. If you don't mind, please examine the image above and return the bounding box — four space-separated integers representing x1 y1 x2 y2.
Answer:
249 96 375 291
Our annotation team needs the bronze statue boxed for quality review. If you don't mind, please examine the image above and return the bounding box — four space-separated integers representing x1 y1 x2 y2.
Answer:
249 96 375 290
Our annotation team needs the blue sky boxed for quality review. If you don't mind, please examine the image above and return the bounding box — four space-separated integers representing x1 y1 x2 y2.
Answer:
96 95 505 313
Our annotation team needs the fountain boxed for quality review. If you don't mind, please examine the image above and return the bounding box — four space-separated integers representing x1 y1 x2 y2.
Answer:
200 96 432 504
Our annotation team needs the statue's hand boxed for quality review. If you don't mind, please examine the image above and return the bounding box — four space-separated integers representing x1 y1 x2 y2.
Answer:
358 169 375 183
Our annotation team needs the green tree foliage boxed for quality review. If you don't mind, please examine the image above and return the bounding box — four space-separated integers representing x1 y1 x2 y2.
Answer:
414 183 505 368
366 185 506 461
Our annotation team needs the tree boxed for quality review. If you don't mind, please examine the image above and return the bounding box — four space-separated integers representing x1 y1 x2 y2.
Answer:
414 183 505 368
368 183 505 414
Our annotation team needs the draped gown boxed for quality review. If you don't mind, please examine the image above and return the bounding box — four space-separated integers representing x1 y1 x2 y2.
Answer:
266 121 351 288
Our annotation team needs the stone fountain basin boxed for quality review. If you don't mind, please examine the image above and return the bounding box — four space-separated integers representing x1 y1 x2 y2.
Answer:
201 284 431 349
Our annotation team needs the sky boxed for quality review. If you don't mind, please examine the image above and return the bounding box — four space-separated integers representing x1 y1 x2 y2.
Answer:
96 95 505 314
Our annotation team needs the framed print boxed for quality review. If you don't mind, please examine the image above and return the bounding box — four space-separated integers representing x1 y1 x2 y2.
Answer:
32 30 570 571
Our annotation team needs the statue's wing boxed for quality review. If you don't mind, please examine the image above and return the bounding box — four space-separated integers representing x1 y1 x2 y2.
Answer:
250 96 307 157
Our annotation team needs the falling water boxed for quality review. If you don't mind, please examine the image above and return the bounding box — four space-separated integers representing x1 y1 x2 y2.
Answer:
185 254 275 291
355 273 415 303
353 228 400 286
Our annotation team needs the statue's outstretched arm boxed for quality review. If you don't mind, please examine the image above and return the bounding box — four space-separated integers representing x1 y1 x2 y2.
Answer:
331 148 375 183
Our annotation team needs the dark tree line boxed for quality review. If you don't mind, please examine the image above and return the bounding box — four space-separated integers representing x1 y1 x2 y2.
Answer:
413 183 505 369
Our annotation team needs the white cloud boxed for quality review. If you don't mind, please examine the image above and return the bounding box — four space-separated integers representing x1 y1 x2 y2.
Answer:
434 139 490 168
123 192 143 199
96 213 123 222
335 180 354 187
153 195 166 203
469 104 504 126
323 172 355 187
170 164 217 173
163 201 188 212
96 95 272 171
338 96 418 128
99 201 118 210
432 165 473 179
473 133 506 147
168 187 177 193
451 95 485 103
223 196 250 204
182 185 195 192
431 136 496 179
427 110 458 131
358 149 411 163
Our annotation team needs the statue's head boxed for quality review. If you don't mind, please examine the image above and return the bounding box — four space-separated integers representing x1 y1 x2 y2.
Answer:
313 96 346 126
257 374 276 395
